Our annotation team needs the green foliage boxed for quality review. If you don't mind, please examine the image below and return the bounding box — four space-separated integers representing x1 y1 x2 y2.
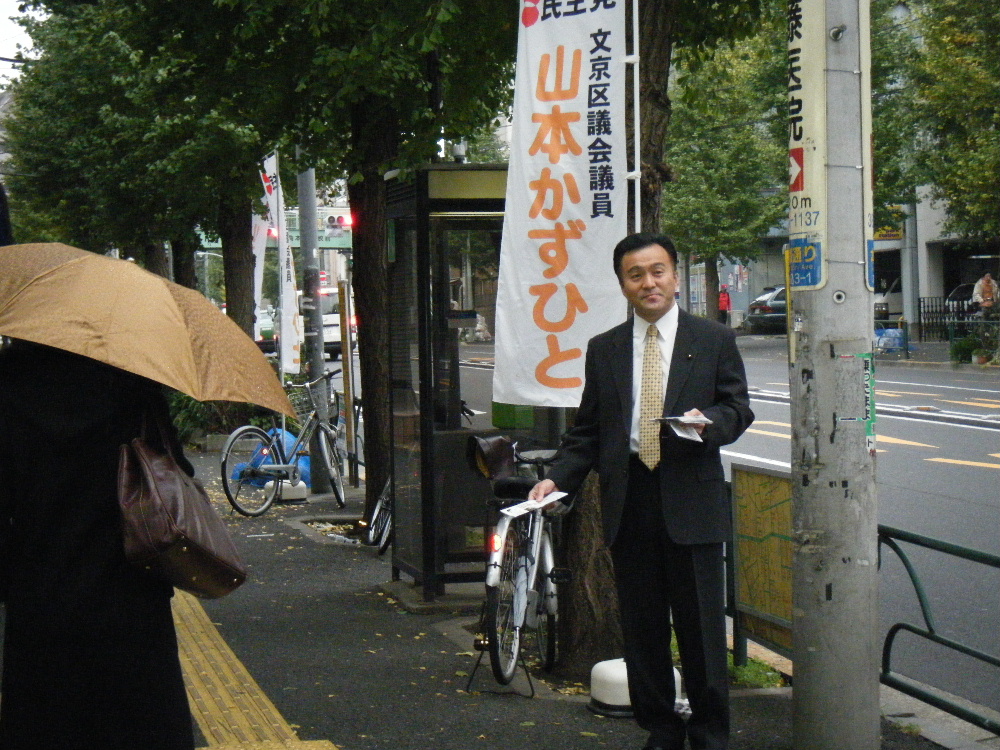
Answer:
870 0 924 226
661 11 786 265
168 391 272 444
910 0 1000 239
240 0 517 176
728 653 786 689
949 334 982 363
5 2 273 250
465 121 510 164
662 0 999 263
672 0 768 68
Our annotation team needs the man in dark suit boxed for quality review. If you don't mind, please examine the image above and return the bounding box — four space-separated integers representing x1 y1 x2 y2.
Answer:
529 233 754 750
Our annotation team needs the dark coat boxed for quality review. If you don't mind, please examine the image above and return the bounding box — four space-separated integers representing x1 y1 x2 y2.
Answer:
0 341 194 749
546 308 755 546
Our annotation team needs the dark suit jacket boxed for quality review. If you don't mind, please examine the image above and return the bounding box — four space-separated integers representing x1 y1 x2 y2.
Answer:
546 308 754 547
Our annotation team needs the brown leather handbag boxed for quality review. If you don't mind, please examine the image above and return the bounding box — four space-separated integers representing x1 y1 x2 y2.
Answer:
118 413 247 598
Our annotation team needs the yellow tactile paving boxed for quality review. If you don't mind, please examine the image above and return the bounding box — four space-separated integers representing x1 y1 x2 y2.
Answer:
171 590 338 750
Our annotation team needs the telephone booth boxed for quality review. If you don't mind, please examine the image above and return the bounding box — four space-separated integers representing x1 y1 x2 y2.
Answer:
386 164 509 600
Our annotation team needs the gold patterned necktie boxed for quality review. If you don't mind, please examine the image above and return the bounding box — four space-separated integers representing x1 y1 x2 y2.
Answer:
638 323 662 470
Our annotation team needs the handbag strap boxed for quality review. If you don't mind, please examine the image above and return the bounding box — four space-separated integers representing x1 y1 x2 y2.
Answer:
137 398 193 476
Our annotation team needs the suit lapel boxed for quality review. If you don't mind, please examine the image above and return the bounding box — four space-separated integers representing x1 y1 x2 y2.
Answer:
664 309 696 415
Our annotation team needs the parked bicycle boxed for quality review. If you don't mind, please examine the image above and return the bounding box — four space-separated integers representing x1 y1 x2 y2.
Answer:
221 369 346 516
334 391 364 477
357 404 469 555
362 476 392 555
468 436 570 685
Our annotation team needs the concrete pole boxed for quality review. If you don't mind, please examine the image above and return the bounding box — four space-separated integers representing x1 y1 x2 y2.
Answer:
787 1 879 749
297 158 331 494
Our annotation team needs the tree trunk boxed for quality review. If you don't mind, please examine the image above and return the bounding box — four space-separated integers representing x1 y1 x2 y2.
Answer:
348 96 398 517
218 191 255 336
556 474 623 677
142 242 171 279
639 0 676 232
705 260 720 322
172 234 199 291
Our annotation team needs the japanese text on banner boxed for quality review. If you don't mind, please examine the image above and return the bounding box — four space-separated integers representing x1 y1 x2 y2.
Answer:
494 1 627 408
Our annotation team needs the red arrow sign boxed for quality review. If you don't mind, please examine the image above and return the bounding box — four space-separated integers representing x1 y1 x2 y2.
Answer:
789 148 804 192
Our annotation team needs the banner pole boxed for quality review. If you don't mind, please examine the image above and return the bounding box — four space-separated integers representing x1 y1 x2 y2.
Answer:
624 0 641 233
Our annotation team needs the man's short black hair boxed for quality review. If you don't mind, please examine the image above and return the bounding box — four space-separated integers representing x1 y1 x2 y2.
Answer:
612 233 677 283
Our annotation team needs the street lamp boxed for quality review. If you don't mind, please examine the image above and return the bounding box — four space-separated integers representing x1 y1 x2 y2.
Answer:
194 251 223 300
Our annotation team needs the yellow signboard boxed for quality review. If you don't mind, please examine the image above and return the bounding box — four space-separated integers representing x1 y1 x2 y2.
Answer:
732 463 793 655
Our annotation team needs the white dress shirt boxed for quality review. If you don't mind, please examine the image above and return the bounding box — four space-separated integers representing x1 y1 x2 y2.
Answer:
629 304 678 453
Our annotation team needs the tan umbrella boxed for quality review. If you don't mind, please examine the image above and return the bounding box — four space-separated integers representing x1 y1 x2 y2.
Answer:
0 242 295 418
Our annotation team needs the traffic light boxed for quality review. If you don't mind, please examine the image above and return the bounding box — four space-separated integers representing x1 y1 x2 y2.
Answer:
325 214 353 239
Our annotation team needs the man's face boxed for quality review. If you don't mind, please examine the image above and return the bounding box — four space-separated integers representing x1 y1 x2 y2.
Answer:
619 243 678 322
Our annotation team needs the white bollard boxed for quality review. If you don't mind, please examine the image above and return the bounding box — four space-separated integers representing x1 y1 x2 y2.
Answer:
588 659 685 718
265 480 309 500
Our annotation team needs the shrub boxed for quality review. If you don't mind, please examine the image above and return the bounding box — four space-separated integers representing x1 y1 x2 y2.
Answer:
949 335 981 363
168 392 273 444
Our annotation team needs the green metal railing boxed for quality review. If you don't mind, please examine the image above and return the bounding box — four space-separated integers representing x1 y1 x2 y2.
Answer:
727 522 1000 733
878 525 1000 734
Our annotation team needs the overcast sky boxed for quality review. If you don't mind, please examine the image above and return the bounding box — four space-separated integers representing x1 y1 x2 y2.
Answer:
0 0 37 80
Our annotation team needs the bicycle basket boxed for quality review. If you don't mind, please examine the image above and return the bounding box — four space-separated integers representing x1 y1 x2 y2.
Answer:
287 387 314 422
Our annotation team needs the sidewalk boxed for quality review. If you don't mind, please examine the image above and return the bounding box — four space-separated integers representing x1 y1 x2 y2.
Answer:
735 333 957 368
186 451 998 750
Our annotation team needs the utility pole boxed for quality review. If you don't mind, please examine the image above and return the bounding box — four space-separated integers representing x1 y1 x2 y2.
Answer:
298 157 331 494
786 1 879 749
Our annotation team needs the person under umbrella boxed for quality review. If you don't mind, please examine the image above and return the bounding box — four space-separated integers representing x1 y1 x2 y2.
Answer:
0 339 197 749
0 236 291 748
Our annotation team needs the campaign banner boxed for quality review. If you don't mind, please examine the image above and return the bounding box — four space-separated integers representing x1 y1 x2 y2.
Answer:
250 214 268 340
261 154 302 375
493 0 628 407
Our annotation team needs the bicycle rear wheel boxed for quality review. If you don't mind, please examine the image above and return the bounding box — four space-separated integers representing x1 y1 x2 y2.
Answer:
534 527 557 671
366 478 392 554
317 425 346 508
221 425 280 516
485 519 527 684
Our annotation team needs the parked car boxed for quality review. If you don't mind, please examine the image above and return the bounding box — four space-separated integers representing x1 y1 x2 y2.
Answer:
945 283 977 315
746 286 787 333
874 277 903 321
255 308 276 354
312 287 357 360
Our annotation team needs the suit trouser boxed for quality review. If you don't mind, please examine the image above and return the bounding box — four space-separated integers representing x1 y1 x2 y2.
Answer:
611 455 729 750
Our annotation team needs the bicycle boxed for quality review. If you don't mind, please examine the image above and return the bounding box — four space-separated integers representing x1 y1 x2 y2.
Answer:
468 436 570 685
220 369 346 516
357 403 470 554
363 476 392 555
334 391 364 478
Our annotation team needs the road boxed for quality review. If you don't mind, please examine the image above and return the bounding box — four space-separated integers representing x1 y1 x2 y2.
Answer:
457 336 1000 712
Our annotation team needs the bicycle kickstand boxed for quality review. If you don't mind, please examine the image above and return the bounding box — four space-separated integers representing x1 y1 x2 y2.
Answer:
464 646 536 698
464 603 536 698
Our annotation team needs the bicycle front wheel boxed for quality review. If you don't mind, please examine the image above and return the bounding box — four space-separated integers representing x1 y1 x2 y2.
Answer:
534 527 557 671
221 425 280 516
317 425 346 508
485 519 527 684
366 478 392 554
